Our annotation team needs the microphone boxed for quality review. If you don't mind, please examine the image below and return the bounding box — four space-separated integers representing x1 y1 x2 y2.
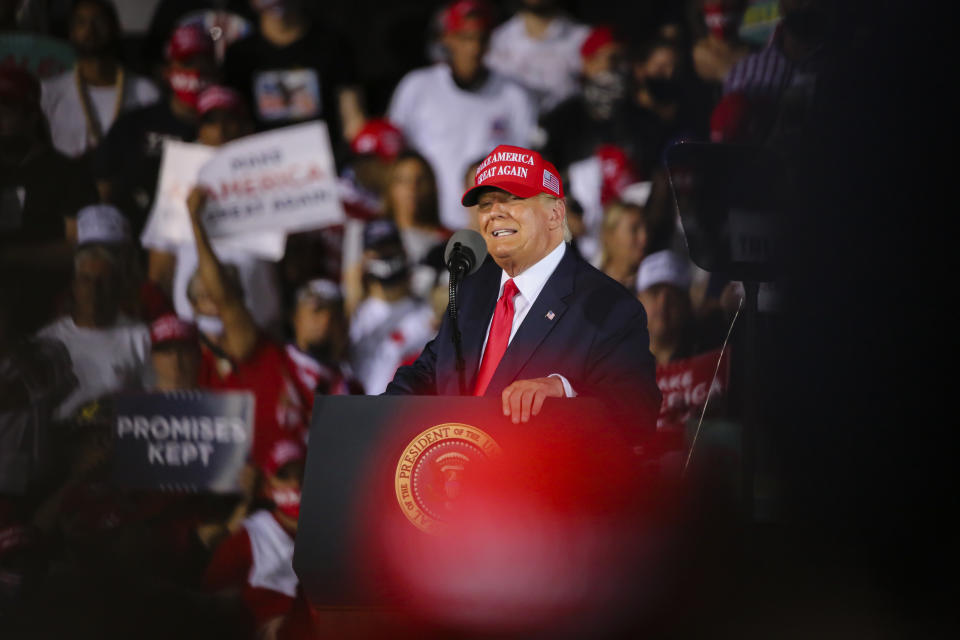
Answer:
444 229 487 277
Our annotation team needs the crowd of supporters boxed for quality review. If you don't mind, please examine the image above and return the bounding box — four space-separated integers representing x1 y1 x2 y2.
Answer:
0 0 832 636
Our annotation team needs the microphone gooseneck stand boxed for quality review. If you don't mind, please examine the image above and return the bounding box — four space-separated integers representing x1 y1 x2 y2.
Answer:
448 244 468 395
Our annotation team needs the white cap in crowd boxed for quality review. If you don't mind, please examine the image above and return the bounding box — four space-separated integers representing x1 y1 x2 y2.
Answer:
296 278 343 305
76 204 130 246
636 250 692 293
620 181 652 208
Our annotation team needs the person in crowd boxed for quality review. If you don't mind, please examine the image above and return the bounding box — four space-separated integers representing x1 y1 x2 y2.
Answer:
285 278 361 405
0 280 76 495
386 145 660 432
636 249 706 365
204 437 306 640
388 0 536 230
35 236 151 422
1 66 99 334
40 0 159 161
691 0 750 85
722 0 832 146
484 0 589 113
147 313 201 391
383 150 448 265
629 37 710 175
145 85 283 337
349 220 435 395
185 185 308 470
75 203 174 322
538 26 643 172
221 0 356 143
598 200 648 291
94 23 217 232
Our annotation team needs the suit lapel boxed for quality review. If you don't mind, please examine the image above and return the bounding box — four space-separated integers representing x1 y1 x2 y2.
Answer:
485 247 577 395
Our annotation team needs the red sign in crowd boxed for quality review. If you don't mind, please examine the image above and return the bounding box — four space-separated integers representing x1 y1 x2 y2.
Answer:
655 348 731 449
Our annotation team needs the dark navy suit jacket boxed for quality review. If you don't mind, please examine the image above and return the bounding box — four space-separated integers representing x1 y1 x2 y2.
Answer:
384 245 661 432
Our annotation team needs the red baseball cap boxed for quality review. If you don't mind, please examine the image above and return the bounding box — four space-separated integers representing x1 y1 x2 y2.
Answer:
442 0 493 35
197 85 246 117
165 24 215 62
263 438 307 477
462 145 564 206
580 26 617 60
350 118 404 162
0 65 40 106
150 313 198 348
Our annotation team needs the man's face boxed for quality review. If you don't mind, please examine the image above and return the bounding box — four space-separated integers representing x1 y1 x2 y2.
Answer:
638 283 689 341
198 110 251 146
443 25 488 80
151 343 200 390
73 253 120 327
69 2 115 57
477 189 564 275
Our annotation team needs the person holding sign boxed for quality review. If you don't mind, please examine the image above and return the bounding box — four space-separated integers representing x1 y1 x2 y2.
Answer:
185 185 308 470
635 250 702 366
386 145 660 431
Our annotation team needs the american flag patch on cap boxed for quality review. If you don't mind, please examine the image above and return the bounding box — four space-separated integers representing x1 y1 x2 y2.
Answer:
542 169 560 195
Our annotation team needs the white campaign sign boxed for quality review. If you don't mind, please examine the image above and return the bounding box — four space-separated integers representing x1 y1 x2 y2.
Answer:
140 140 286 260
197 121 345 237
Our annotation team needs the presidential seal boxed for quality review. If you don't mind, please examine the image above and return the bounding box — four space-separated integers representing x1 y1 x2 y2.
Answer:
394 423 502 534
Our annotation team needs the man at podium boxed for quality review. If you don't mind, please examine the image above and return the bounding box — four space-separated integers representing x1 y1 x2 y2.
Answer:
385 145 660 432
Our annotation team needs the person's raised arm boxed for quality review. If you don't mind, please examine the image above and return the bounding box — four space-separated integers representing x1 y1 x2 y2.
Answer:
186 186 259 362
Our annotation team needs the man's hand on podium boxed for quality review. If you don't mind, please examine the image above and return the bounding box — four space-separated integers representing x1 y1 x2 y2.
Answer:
501 376 566 424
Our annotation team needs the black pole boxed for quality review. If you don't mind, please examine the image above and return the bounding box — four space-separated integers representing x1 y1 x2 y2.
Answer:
741 280 760 521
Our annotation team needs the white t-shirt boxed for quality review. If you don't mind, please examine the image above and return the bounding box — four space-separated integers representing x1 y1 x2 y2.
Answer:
37 315 151 420
485 14 590 114
41 68 160 158
349 296 435 395
172 242 283 338
388 64 536 230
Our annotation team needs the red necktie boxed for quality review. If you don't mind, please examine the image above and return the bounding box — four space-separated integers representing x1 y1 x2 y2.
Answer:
473 279 519 396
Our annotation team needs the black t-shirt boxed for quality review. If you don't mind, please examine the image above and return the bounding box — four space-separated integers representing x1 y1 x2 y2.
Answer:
222 24 356 149
93 100 197 232
1 146 97 246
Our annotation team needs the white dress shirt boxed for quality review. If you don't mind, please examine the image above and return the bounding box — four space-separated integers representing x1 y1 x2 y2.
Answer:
480 241 576 396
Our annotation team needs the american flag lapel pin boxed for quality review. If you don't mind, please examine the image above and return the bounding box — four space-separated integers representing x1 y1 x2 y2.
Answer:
546 310 555 320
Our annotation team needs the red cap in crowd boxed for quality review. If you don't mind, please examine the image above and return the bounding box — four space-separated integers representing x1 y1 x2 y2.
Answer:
596 144 641 206
165 24 215 62
0 65 40 106
462 145 564 206
442 0 493 35
197 85 246 117
580 26 617 60
150 313 198 348
350 118 404 162
263 438 308 477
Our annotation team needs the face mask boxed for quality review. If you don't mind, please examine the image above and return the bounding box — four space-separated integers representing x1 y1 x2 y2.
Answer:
584 70 625 120
270 486 301 520
167 69 210 109
195 314 223 338
643 76 682 105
